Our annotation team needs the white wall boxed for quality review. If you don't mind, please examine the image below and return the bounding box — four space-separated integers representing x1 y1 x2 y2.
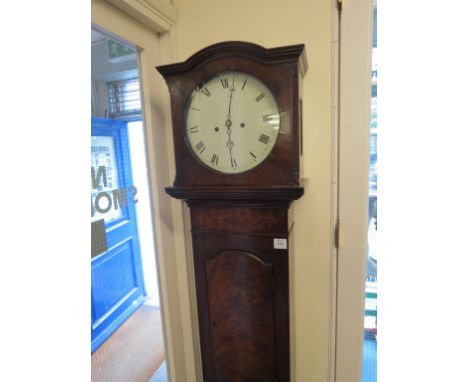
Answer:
334 0 373 380
169 1 335 380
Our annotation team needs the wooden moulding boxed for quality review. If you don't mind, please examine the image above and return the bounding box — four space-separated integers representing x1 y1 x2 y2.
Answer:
165 185 304 201
157 41 308 79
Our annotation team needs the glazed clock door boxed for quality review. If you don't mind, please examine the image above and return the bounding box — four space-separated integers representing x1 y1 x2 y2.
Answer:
91 117 145 352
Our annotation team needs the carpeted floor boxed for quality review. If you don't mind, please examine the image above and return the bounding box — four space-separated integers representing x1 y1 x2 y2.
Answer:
92 305 165 382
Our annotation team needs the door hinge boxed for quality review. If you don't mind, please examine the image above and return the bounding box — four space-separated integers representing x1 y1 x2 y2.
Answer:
337 0 342 14
334 220 340 249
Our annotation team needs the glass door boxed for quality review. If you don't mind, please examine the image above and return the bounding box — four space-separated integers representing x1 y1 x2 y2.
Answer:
91 27 166 382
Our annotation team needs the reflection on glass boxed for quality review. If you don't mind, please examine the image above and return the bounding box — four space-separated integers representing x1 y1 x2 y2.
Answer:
91 135 123 223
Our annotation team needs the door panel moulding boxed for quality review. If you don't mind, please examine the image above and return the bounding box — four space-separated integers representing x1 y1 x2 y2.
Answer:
105 0 178 33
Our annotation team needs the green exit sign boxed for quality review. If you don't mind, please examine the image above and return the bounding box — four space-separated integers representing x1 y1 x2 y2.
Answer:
107 39 136 60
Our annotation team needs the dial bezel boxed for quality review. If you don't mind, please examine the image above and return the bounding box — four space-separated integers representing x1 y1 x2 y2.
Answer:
183 70 281 175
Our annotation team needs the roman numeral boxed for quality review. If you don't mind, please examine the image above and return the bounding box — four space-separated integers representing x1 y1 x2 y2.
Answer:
191 107 200 111
258 134 270 144
242 79 247 90
255 93 265 102
201 87 211 97
211 154 219 165
231 157 237 168
195 141 206 154
189 126 199 133
250 151 257 161
220 78 229 88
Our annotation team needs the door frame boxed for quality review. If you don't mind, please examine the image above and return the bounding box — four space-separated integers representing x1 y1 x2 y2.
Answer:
91 1 199 381
333 0 374 381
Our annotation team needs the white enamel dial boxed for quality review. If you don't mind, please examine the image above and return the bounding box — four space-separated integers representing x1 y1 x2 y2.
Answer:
185 71 280 174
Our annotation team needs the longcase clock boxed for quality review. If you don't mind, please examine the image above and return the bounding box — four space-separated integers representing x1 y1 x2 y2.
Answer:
157 41 307 382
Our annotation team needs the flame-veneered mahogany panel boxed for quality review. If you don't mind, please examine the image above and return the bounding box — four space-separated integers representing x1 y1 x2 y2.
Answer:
190 204 288 234
206 251 276 381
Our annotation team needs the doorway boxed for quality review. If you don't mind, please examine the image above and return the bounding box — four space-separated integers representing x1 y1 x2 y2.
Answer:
334 0 374 381
91 27 165 381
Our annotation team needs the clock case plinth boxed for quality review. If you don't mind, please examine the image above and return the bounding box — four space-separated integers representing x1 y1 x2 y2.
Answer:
157 42 307 382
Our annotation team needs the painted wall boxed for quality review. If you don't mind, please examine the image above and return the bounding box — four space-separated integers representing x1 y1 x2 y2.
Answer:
170 1 335 381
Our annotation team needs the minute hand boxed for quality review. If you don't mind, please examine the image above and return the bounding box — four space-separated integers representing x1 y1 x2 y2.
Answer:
226 76 235 120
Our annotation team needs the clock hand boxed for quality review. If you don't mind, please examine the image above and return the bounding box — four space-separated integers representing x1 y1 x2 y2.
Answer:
225 74 236 162
225 118 234 160
227 74 236 120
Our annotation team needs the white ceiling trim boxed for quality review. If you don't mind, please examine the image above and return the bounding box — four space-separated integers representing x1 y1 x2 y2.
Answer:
105 0 178 33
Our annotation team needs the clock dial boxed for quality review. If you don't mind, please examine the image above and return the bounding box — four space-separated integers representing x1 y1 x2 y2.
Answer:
185 71 280 174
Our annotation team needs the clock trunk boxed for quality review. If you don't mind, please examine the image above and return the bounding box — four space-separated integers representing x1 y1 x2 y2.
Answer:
189 200 291 382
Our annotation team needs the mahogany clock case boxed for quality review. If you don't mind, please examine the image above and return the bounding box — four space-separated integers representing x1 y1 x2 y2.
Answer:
156 41 307 193
156 42 307 382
